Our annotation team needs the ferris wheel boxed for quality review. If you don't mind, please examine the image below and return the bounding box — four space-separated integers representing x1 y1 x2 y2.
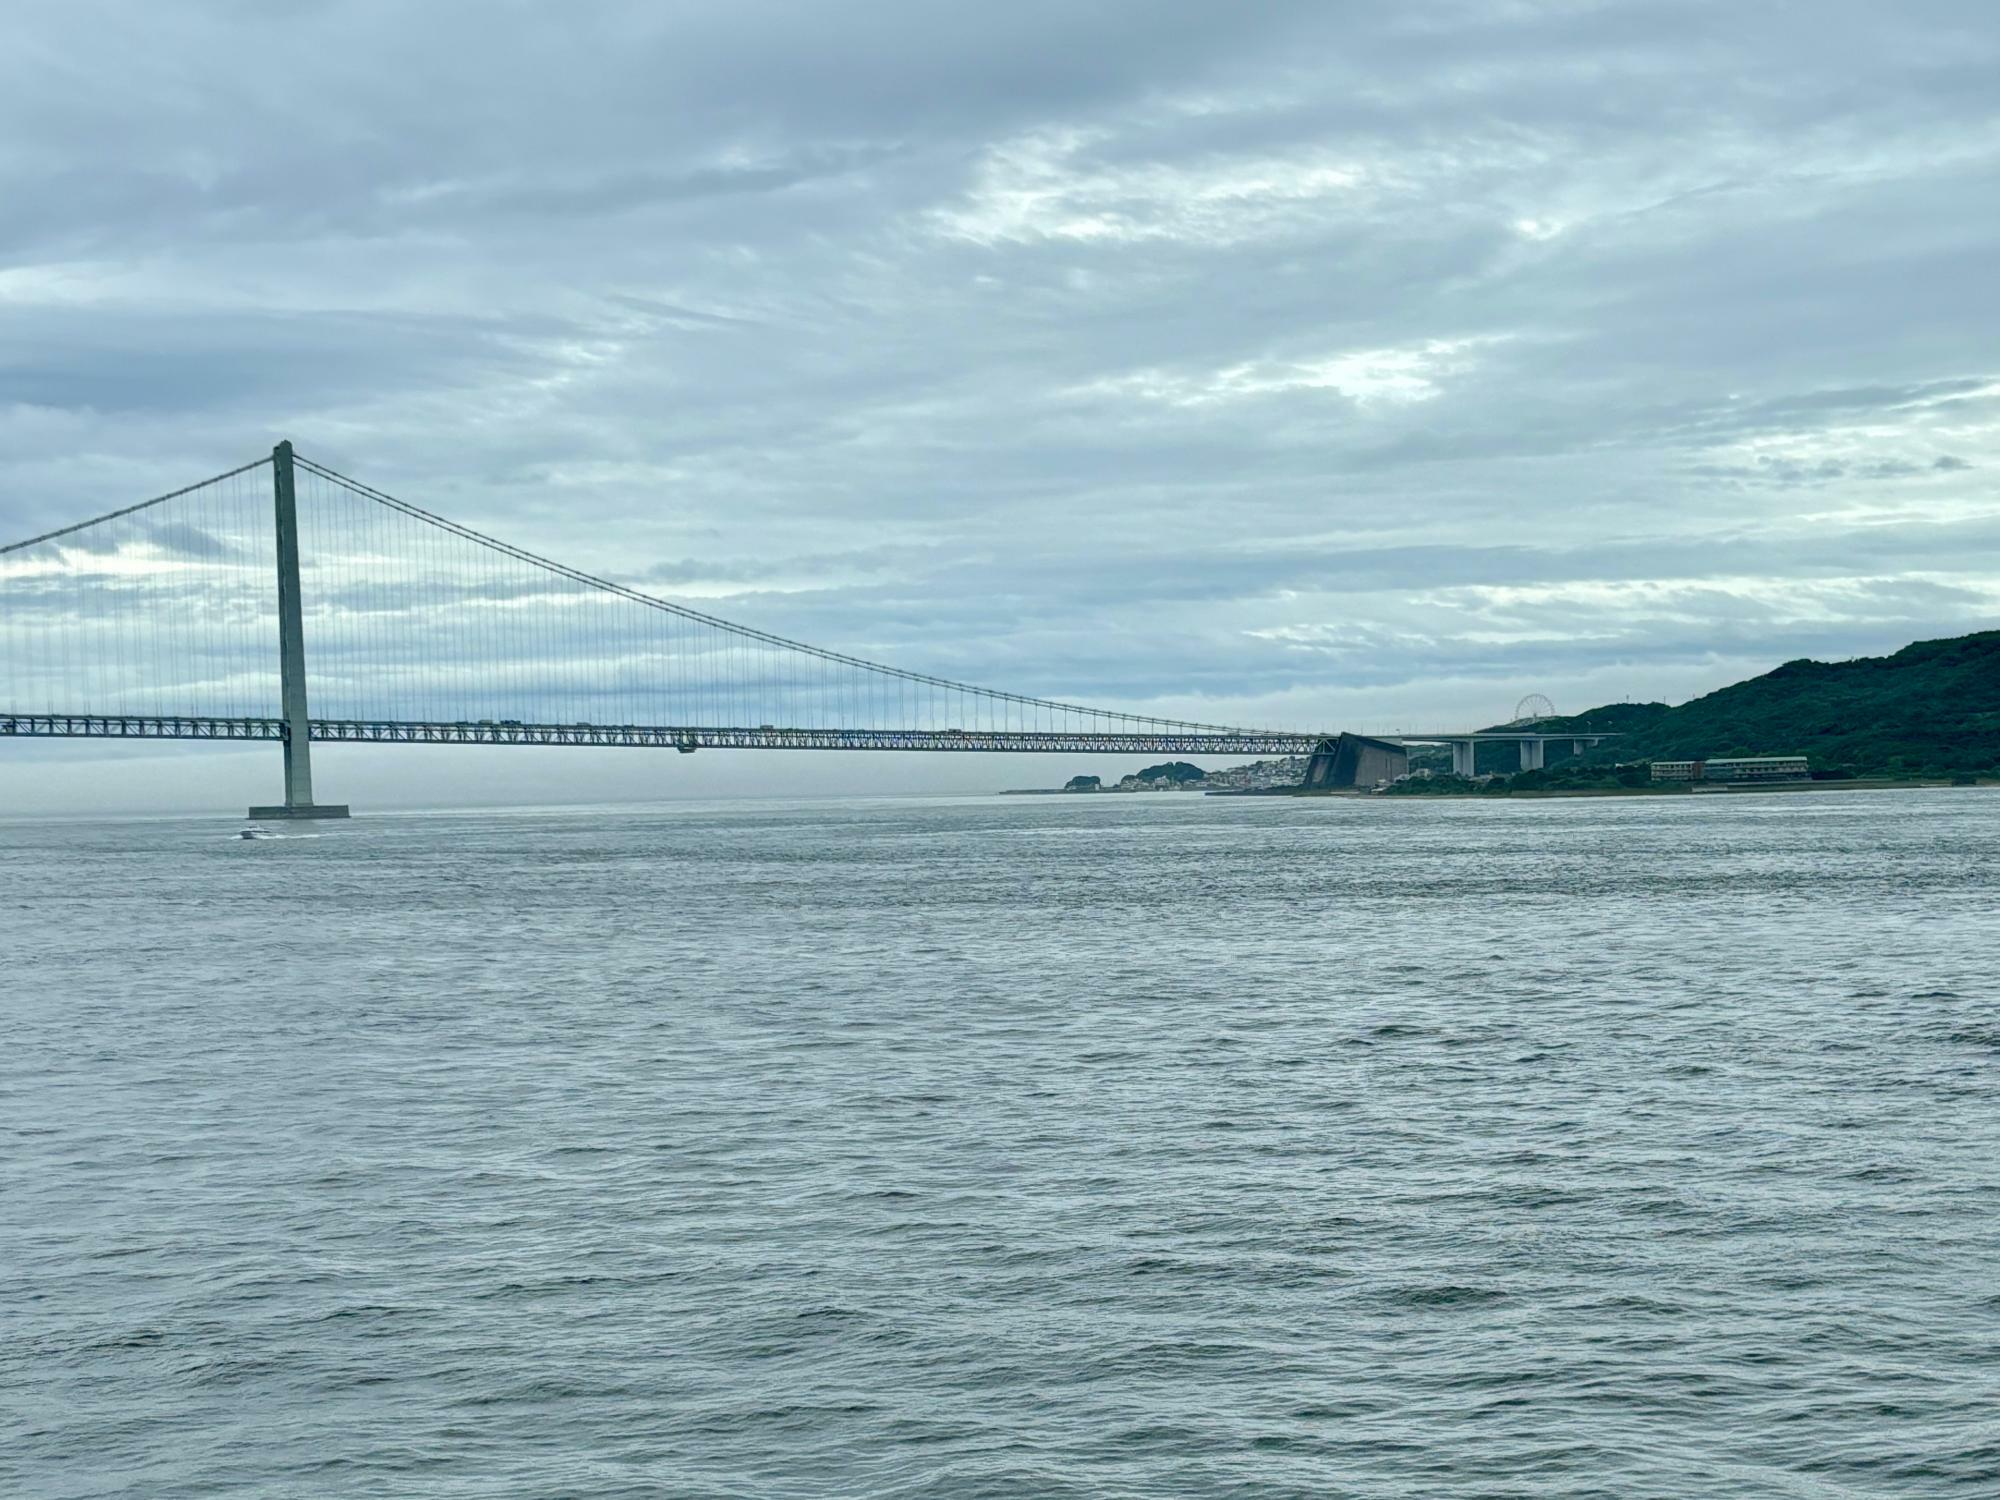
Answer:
1512 693 1557 723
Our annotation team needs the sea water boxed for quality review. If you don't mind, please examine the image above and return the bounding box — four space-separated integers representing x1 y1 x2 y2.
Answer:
4 790 1996 1496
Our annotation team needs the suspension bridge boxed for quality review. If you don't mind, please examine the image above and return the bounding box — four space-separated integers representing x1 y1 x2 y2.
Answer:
2 444 1371 817
2 445 1615 815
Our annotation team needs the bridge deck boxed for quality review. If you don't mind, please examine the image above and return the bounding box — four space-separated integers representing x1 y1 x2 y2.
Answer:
1 713 1321 756
1385 730 1614 742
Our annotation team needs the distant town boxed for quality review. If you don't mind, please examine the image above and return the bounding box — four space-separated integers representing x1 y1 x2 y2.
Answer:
1006 750 1991 799
1006 757 1310 795
1006 627 2000 798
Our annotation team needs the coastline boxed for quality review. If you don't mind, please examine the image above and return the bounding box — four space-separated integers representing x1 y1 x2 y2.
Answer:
1258 777 1993 800
1003 777 1993 800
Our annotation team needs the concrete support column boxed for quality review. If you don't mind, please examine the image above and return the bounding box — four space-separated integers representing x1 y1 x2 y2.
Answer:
1452 740 1477 777
272 441 314 807
1519 738 1546 771
249 441 348 820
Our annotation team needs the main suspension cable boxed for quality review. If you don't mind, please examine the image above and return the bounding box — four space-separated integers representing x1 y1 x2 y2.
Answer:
0 457 273 556
292 452 1254 734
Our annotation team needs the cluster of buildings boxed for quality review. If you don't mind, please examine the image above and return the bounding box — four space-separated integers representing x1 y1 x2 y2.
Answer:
1061 756 1309 793
1178 756 1308 791
1055 751 1814 796
1649 756 1810 784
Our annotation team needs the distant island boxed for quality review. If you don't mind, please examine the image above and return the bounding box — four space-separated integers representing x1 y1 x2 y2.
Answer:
1007 629 2000 796
1006 756 1307 794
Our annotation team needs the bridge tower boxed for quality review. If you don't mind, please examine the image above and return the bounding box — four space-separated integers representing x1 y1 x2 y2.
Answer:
247 441 348 820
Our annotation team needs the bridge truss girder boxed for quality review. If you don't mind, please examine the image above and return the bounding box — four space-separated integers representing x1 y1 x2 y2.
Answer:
1 713 1319 758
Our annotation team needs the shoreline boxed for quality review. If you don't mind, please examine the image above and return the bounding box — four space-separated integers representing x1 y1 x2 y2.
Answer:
1003 777 1993 800
1258 777 1992 800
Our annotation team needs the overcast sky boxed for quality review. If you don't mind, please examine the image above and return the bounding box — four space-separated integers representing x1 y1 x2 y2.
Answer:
4 1 1998 809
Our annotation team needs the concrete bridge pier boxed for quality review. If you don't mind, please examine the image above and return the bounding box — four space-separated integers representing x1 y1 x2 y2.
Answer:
1302 733 1410 789
1451 740 1477 777
1519 738 1546 771
249 441 348 821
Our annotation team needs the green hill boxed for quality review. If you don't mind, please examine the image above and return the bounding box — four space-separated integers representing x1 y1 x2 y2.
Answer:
1552 631 2000 777
1510 700 1671 737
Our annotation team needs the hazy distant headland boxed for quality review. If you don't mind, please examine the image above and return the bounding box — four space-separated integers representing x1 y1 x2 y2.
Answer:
1009 630 2000 797
1003 757 1308 795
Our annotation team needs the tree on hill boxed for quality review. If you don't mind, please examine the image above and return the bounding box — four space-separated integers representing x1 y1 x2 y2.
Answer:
1134 761 1206 784
1481 700 1671 736
1565 630 2000 776
1064 774 1101 791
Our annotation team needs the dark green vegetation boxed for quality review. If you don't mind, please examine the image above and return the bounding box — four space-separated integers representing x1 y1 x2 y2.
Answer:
1381 764 1656 796
1134 761 1207 784
1382 773 1504 796
1064 775 1102 791
1396 629 2000 790
1558 630 2000 778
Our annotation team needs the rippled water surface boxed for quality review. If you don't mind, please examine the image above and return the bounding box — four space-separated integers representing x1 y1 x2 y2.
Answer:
4 789 1998 1497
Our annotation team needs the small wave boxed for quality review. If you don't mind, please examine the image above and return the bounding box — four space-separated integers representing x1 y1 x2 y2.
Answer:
1379 1284 1507 1308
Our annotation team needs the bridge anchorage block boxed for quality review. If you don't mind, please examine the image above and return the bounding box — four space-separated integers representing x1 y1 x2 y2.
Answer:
247 803 351 820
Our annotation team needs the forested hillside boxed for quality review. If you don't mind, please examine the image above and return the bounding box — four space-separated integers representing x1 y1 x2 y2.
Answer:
1542 632 2000 776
